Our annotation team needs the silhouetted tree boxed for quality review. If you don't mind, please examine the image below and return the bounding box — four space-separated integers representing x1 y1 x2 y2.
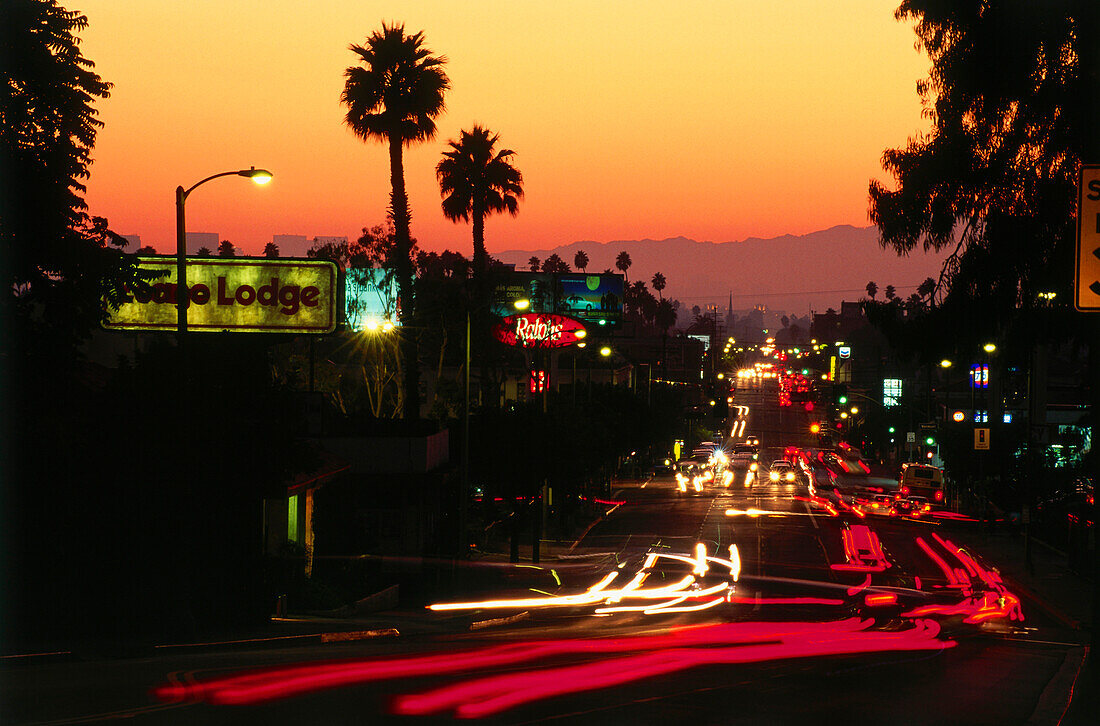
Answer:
884 285 896 300
137 245 157 255
574 250 589 272
651 271 666 299
217 240 236 257
436 125 523 276
541 253 569 273
263 242 279 258
866 281 878 299
869 0 1088 348
615 251 632 284
2 0 145 341
528 256 540 272
342 22 449 419
196 246 212 257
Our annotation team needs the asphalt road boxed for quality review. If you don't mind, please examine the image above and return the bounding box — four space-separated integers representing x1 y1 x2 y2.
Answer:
2 378 1090 725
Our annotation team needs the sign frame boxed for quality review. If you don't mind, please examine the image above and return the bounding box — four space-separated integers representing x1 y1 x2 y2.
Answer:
974 427 990 450
1075 164 1100 311
103 256 339 334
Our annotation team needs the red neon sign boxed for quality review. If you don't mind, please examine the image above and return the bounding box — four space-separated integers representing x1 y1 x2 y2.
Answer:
492 313 586 348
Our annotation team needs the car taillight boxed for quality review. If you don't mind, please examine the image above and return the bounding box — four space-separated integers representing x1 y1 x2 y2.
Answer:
901 486 909 495
934 490 943 501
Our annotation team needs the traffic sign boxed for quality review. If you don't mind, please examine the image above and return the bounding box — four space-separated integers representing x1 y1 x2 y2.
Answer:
974 427 990 450
906 431 916 443
1075 165 1100 311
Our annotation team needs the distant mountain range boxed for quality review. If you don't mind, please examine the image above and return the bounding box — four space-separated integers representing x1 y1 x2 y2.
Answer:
493 225 950 316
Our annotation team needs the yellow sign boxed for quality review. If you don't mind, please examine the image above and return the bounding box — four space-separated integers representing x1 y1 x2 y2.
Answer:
974 427 990 450
1075 165 1100 311
104 257 339 333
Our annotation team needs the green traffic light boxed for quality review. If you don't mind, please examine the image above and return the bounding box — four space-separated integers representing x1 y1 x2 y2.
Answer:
925 436 935 445
888 427 895 433
838 396 848 404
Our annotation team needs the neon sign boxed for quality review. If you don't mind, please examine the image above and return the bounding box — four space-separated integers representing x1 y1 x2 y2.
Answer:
492 313 586 348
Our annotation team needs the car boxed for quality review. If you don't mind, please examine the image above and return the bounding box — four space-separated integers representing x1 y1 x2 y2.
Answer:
807 462 837 490
907 496 932 517
768 460 798 483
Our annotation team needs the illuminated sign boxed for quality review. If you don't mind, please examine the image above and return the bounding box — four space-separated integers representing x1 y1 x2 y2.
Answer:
490 272 625 328
970 364 989 388
838 346 851 359
883 378 902 407
104 257 338 333
952 410 966 422
555 273 624 328
492 313 586 348
345 267 398 330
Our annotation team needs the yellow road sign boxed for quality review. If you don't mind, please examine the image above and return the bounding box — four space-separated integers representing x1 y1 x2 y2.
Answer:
1076 165 1100 311
974 428 990 451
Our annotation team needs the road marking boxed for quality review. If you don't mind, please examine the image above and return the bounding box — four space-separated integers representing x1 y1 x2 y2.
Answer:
803 499 819 529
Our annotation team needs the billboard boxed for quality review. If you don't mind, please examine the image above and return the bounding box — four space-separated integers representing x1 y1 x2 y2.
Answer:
555 273 624 329
345 267 398 330
104 257 338 333
490 272 624 328
490 272 554 317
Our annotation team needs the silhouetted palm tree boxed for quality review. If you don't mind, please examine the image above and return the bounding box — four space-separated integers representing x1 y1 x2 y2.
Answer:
196 246 212 257
436 125 523 275
574 250 589 272
884 284 896 300
541 253 569 273
217 240 235 257
528 256 540 272
866 281 878 299
615 251 631 284
651 271 666 299
342 22 449 419
263 242 279 258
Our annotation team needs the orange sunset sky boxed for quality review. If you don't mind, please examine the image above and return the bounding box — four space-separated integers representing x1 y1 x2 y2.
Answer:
75 1 930 257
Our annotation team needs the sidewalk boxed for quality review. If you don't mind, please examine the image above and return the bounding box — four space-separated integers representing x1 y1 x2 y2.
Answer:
945 524 1093 633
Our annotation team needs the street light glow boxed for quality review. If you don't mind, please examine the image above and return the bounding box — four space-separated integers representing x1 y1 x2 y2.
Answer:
513 298 530 311
239 166 273 184
939 359 952 368
983 343 996 353
599 346 611 357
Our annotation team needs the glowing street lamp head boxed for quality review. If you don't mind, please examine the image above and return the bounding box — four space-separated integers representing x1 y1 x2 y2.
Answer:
599 346 612 357
513 298 530 311
239 166 273 185
983 343 996 353
575 329 587 339
939 359 953 368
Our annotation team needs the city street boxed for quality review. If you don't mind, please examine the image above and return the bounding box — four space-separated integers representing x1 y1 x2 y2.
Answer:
3 377 1089 725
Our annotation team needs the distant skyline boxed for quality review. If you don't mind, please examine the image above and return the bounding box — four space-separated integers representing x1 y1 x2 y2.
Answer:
76 1 930 259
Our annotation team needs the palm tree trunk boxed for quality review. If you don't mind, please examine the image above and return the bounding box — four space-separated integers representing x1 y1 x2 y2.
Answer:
389 135 420 419
472 208 487 277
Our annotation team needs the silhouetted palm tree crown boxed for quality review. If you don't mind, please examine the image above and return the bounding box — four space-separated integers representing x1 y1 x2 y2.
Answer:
436 125 523 275
341 22 449 420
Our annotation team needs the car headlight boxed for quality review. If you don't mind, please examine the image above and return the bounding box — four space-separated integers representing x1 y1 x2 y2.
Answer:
785 472 795 481
769 471 779 481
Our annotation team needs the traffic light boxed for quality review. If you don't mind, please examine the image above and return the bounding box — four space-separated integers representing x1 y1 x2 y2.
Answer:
838 395 848 405
925 436 935 446
888 427 896 433
810 423 821 434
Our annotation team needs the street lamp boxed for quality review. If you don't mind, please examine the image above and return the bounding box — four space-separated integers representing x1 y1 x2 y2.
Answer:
983 343 997 354
175 166 273 336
